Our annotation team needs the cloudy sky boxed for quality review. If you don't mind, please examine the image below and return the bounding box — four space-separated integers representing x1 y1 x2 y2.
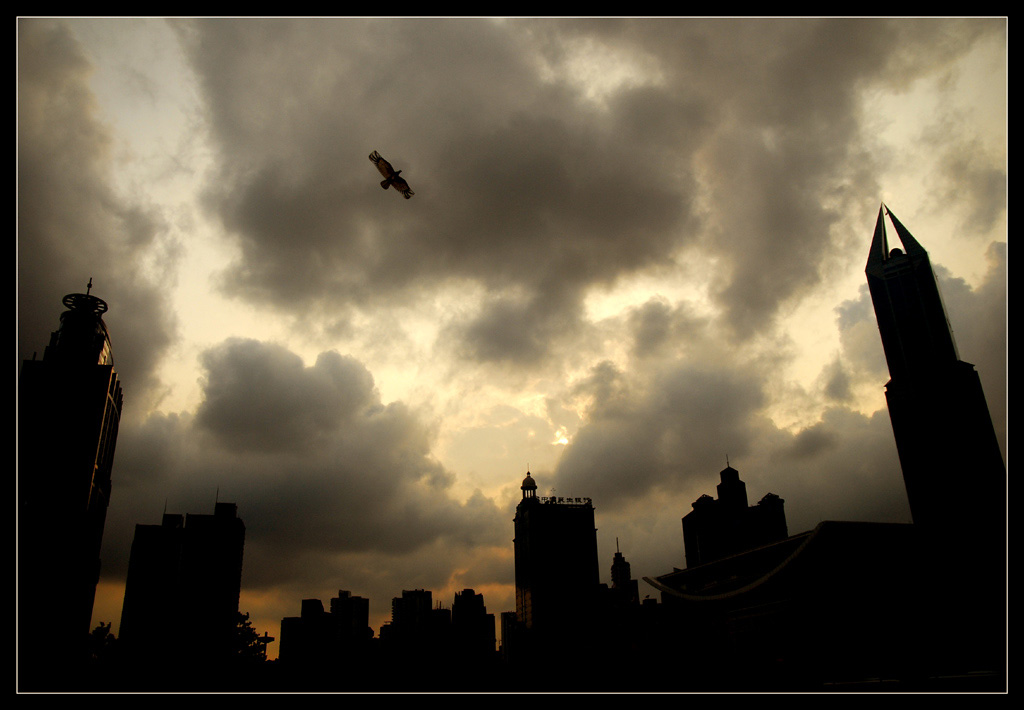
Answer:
18 18 1006 658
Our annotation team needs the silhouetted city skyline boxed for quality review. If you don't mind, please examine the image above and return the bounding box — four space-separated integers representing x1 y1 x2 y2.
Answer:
18 207 1007 693
18 17 1006 695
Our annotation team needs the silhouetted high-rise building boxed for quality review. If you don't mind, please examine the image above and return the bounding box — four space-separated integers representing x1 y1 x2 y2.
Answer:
451 588 496 660
119 502 246 667
18 283 124 684
866 205 1005 540
866 205 1005 676
609 539 639 606
279 599 330 666
330 589 371 647
681 465 788 568
379 588 457 667
512 471 599 646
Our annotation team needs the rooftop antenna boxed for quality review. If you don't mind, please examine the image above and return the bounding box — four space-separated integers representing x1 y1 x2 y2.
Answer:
616 537 620 554
86 277 93 295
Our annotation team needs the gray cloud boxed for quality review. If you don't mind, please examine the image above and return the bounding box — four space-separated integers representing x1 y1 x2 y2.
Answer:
172 19 707 366
103 338 509 623
18 20 178 409
172 18 1004 365
553 357 770 507
934 245 1008 458
195 339 378 453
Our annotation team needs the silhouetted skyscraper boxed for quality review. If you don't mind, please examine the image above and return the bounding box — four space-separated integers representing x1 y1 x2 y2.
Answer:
866 205 1005 539
681 465 787 568
18 283 123 684
119 502 246 667
279 599 330 666
512 471 599 649
610 539 639 606
452 588 496 660
867 205 1005 676
330 589 371 648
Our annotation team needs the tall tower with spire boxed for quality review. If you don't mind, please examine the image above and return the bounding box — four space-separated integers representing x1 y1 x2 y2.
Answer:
18 282 124 684
866 205 1005 539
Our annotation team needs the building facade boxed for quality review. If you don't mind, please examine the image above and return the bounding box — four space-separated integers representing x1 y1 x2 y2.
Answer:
18 284 124 684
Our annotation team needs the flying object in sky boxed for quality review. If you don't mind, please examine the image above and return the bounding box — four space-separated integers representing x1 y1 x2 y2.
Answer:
369 150 414 199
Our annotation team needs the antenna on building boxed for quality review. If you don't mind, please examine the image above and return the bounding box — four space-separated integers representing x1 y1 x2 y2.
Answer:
86 277 93 295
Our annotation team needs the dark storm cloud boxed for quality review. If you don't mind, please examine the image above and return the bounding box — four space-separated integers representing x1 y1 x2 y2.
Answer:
550 353 914 570
195 339 377 452
173 19 702 365
933 246 1008 457
18 19 177 407
554 363 915 531
171 18 1004 370
929 132 1007 237
105 338 507 593
627 296 710 359
590 19 999 340
764 407 912 530
553 358 770 507
820 356 854 403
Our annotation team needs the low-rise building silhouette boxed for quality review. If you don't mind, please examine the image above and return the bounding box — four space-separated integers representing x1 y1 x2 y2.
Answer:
682 464 788 568
279 591 371 667
647 520 926 688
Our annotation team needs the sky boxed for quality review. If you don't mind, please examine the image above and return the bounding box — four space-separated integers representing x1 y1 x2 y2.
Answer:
17 18 1007 660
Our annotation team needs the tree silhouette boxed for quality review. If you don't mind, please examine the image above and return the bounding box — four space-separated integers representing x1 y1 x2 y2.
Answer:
233 612 269 664
86 621 117 666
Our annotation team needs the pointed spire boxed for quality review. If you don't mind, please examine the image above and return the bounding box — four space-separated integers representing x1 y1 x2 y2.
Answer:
866 203 890 271
884 205 926 256
867 203 929 275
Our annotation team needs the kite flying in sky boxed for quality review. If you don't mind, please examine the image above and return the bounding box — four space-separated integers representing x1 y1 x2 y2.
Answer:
369 150 414 199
